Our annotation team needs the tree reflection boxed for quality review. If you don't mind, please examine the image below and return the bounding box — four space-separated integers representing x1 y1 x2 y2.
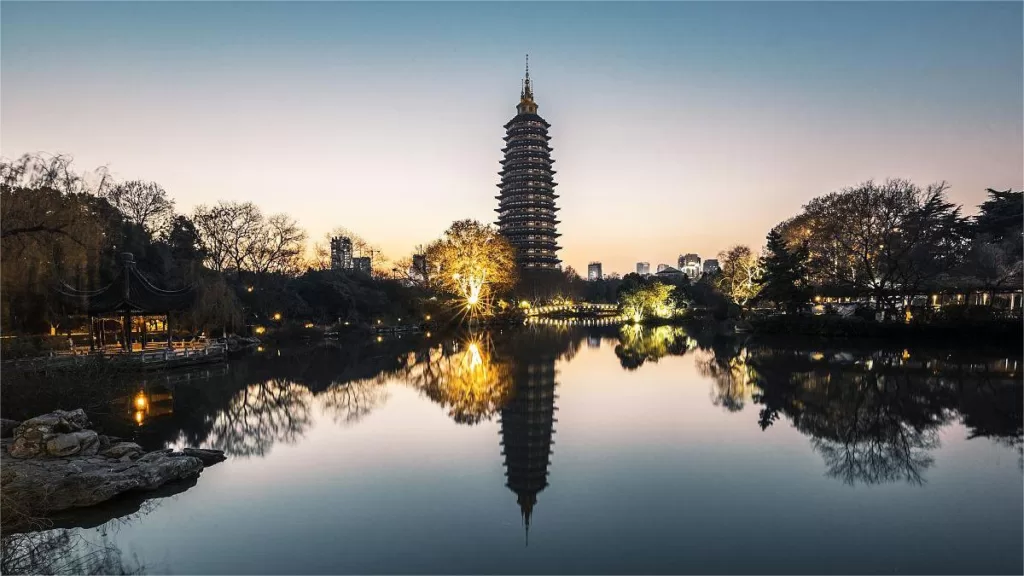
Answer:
614 324 695 370
403 335 513 425
319 377 389 426
695 346 759 412
206 379 313 457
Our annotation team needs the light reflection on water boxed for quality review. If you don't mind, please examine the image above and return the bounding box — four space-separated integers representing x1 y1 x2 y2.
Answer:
5 325 1022 575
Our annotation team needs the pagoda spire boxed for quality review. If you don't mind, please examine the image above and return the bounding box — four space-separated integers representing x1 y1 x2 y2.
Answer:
522 54 533 100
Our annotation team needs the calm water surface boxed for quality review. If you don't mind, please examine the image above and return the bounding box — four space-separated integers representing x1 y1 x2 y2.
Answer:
9 326 1023 574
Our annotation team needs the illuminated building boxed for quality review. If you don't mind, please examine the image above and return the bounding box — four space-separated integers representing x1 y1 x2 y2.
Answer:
500 354 557 545
679 253 702 279
330 236 354 270
636 262 650 276
496 56 561 271
703 259 721 275
587 262 603 281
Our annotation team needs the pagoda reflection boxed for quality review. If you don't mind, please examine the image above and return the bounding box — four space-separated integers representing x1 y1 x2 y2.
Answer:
499 341 559 546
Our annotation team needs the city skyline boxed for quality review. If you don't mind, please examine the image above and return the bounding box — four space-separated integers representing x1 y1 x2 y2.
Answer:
2 2 1021 275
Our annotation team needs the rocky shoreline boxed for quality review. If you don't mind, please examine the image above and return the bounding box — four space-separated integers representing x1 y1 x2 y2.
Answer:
1 409 224 530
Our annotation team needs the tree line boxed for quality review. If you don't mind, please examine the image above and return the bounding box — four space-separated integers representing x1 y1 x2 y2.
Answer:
0 153 434 337
712 179 1022 318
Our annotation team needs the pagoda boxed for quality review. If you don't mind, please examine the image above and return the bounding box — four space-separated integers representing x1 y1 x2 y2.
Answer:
496 56 561 271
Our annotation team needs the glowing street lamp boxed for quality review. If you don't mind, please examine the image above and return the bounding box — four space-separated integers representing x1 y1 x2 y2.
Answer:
273 312 282 321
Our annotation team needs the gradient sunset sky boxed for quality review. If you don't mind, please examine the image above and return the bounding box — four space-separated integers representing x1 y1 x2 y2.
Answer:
2 2 1021 275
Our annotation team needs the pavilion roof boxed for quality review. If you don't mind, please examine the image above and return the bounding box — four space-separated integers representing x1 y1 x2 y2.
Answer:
56 253 196 315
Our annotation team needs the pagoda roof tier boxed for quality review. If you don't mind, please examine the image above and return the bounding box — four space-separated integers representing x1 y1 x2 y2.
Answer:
501 145 553 154
495 192 559 200
495 203 560 213
499 156 554 165
503 113 551 129
499 180 558 189
498 167 557 176
503 134 552 143
497 212 560 223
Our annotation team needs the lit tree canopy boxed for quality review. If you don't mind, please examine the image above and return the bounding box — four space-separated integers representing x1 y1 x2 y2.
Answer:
618 281 678 322
715 245 762 307
425 219 517 312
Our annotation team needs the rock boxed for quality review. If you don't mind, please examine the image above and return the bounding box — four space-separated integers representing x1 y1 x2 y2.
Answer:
182 448 227 466
1 409 215 520
102 442 144 460
0 418 20 438
45 430 99 457
8 409 92 459
2 448 203 513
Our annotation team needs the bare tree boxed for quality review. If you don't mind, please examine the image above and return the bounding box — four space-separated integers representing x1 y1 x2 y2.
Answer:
248 213 307 275
104 180 175 236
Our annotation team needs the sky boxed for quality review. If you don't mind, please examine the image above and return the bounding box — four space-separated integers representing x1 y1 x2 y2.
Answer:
2 1 1021 275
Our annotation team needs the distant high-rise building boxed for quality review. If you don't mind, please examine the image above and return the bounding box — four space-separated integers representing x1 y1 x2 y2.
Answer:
353 256 372 274
679 253 702 279
496 56 561 271
587 262 602 281
636 262 650 276
657 263 670 273
330 236 353 270
703 259 720 275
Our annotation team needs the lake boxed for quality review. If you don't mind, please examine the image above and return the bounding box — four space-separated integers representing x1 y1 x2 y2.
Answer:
4 324 1022 574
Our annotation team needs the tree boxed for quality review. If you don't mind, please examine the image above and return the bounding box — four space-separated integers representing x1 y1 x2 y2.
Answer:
799 179 968 315
715 245 761 307
618 280 677 321
249 213 307 275
756 227 811 313
958 189 1023 292
425 219 517 313
103 180 175 236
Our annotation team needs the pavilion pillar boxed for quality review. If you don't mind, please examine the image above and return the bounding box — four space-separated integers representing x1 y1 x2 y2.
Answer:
123 309 132 353
166 314 173 348
88 315 95 352
141 317 148 350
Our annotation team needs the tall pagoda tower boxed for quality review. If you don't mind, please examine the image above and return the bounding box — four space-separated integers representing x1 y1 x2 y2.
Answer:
499 354 557 545
496 56 561 270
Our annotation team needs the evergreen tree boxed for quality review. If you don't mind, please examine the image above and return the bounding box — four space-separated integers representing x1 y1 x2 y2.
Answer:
756 228 810 313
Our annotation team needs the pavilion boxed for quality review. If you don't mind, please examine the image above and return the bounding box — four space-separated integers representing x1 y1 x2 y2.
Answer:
57 252 196 353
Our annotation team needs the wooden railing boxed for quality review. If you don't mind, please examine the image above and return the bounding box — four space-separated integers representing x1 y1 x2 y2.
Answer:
3 342 227 371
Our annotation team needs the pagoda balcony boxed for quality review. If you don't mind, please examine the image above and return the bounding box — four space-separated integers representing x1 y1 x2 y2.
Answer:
496 202 559 213
497 209 559 220
503 113 551 129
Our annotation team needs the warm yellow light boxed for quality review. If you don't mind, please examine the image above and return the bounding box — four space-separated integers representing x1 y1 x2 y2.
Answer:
246 286 254 293
273 313 282 321
254 326 266 335
814 295 822 303
376 335 383 342
397 317 402 322
134 411 144 425
304 322 314 328
257 346 265 352
134 393 147 410
467 294 479 306
519 300 531 309
426 331 432 338
425 314 432 321
376 319 382 325
902 349 911 361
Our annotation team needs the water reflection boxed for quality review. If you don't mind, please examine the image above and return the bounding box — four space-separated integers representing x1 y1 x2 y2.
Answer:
89 327 1022 485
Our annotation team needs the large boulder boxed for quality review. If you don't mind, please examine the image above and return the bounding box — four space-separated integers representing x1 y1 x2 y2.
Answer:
1 409 227 520
1 449 204 513
9 409 92 459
